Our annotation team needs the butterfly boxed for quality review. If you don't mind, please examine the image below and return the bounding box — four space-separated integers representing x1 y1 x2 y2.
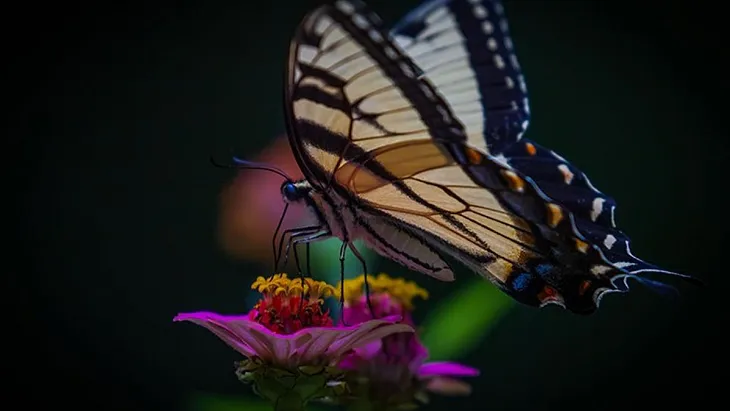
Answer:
230 0 699 315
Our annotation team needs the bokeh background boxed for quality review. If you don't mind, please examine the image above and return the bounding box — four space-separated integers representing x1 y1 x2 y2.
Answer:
12 1 726 410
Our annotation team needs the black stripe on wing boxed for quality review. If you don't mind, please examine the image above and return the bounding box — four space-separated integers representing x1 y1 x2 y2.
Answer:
285 0 470 189
391 0 530 154
287 0 494 242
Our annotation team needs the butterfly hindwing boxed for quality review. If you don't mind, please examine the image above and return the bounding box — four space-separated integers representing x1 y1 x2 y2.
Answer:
391 0 529 154
499 139 699 289
336 136 626 313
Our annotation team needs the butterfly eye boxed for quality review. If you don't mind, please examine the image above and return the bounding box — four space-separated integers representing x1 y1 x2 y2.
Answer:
281 181 302 202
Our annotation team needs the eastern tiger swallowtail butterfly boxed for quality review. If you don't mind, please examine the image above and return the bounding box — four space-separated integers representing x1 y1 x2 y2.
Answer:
230 0 699 314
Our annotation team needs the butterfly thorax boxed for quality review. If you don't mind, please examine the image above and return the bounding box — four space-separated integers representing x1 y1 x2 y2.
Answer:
306 185 358 242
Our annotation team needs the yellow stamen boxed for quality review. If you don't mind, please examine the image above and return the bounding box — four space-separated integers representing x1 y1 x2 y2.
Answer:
335 273 428 310
251 273 335 304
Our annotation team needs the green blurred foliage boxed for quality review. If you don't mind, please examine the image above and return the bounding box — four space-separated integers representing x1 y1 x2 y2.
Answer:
420 279 514 361
309 239 378 286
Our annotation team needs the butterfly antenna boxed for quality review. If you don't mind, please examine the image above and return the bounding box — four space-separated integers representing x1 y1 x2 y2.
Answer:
209 155 293 181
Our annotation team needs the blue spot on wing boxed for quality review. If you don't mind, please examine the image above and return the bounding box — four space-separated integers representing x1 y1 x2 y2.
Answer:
512 273 531 292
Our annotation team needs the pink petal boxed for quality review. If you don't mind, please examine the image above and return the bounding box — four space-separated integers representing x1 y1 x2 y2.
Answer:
418 362 480 378
174 312 263 358
354 339 384 359
228 320 283 361
326 317 413 358
295 329 344 363
299 316 413 363
174 312 413 367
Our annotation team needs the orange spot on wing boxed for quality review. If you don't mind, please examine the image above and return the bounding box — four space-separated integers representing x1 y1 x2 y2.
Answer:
501 170 525 192
466 147 483 165
525 142 537 156
574 238 590 253
546 203 563 228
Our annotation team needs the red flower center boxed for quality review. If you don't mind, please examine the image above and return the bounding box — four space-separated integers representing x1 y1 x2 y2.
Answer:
249 293 333 334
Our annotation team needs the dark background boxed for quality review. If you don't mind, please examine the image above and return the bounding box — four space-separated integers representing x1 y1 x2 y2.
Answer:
10 0 726 410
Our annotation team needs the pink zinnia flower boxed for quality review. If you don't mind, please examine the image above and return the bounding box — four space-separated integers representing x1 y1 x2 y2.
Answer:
175 273 414 411
332 274 480 409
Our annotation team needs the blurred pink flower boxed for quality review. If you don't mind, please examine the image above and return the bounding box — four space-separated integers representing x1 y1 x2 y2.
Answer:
332 274 479 409
217 135 315 263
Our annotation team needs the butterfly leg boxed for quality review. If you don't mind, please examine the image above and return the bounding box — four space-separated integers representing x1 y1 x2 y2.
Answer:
348 243 375 319
271 203 289 272
276 225 321 271
306 242 312 278
286 230 331 311
281 227 325 311
282 228 329 273
339 241 348 325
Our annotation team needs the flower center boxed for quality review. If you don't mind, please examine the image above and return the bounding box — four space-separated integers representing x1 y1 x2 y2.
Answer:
248 273 335 334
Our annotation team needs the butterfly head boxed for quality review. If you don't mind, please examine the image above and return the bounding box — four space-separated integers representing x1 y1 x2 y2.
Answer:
281 179 311 203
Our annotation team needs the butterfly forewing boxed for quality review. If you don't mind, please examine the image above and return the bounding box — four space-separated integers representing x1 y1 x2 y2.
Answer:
286 0 468 189
286 0 473 281
391 0 530 154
